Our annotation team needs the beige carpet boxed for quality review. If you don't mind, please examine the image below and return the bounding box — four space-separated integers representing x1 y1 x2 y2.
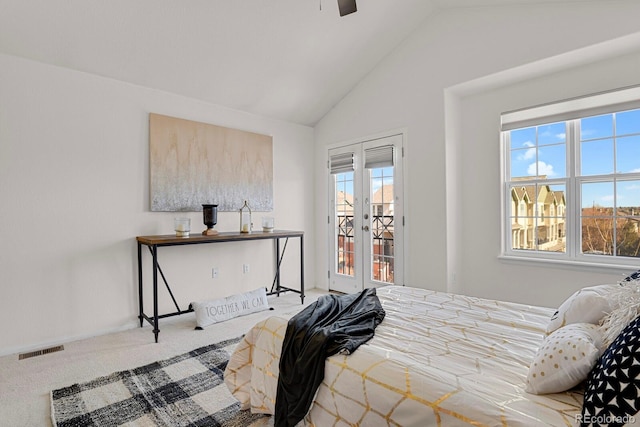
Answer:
0 289 324 427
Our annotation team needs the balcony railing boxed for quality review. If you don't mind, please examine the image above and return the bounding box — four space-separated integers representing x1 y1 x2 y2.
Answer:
337 214 394 240
337 214 394 283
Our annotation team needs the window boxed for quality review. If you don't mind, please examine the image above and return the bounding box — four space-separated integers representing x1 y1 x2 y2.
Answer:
502 88 640 265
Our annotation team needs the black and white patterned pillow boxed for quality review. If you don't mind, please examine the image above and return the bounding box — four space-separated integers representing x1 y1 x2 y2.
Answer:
581 314 640 426
622 269 640 283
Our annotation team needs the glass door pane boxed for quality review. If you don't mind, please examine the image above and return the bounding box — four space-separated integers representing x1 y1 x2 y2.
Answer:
335 172 355 277
329 146 361 294
369 167 395 283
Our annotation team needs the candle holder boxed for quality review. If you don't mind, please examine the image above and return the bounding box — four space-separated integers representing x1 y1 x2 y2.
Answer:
239 200 252 233
174 218 191 237
202 204 218 236
262 216 274 232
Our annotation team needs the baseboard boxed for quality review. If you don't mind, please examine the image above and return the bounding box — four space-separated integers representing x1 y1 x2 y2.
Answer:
0 320 139 358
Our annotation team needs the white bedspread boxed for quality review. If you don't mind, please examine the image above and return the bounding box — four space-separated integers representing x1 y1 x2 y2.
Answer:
224 286 583 426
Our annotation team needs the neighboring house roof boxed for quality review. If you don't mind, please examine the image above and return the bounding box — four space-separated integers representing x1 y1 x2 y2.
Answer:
372 185 394 205
336 191 354 215
514 186 535 203
512 185 566 208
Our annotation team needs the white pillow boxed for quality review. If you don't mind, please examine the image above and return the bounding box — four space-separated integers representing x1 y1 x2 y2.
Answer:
600 280 640 347
191 287 270 329
546 284 619 334
526 323 603 395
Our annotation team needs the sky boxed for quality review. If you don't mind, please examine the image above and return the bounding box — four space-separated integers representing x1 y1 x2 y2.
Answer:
336 166 393 198
510 109 640 209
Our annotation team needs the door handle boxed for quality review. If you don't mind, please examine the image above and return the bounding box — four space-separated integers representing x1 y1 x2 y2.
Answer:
362 225 369 232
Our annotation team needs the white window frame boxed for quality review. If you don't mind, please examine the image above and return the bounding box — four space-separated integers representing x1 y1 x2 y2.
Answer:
501 86 640 268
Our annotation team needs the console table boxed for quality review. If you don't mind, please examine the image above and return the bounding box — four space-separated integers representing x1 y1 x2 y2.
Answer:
137 230 304 342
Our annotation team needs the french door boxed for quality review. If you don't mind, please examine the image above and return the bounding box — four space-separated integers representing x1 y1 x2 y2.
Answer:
328 134 404 293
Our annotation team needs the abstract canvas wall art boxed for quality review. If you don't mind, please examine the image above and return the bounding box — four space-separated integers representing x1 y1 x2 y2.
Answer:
149 113 273 212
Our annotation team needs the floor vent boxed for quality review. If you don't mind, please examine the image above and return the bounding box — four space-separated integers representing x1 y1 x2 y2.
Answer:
18 345 64 360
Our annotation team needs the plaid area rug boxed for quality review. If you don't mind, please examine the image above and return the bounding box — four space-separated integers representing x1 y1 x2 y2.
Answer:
50 336 267 427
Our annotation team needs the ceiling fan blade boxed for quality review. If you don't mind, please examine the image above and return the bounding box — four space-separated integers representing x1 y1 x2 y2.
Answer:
337 0 357 16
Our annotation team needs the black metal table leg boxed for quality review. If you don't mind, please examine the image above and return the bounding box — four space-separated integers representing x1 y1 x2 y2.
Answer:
270 237 290 296
276 238 281 296
137 241 143 327
300 234 305 303
152 244 159 343
147 246 183 314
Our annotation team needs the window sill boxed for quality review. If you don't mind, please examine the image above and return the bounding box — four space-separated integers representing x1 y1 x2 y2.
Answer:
498 254 637 276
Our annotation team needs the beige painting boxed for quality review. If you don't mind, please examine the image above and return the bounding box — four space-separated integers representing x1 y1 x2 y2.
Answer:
149 113 273 212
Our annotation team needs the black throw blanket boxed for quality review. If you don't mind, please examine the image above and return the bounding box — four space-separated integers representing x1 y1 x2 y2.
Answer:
274 288 386 427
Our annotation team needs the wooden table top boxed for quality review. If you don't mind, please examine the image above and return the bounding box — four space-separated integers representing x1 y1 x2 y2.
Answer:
136 229 303 246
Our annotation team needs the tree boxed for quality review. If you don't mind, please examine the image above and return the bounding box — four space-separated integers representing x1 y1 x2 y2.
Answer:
617 219 640 257
581 206 640 258
582 215 614 255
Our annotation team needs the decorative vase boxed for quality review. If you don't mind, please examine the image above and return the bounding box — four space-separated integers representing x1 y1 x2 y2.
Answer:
202 204 218 235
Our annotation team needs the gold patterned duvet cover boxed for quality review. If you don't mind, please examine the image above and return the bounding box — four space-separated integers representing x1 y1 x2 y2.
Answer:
224 286 583 426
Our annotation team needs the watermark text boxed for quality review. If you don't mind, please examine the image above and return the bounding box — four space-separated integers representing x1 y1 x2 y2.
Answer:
575 414 636 425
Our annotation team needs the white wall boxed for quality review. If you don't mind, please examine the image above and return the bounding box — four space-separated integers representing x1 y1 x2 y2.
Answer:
314 2 640 305
0 53 315 356
456 48 640 307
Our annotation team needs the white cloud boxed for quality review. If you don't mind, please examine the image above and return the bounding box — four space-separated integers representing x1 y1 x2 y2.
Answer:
528 161 555 177
521 149 536 160
517 141 536 161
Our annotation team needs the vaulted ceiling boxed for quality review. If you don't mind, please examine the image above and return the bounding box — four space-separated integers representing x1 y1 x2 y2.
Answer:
0 0 605 126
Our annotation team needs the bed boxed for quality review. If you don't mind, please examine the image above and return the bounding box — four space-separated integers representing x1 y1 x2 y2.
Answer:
224 284 640 426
